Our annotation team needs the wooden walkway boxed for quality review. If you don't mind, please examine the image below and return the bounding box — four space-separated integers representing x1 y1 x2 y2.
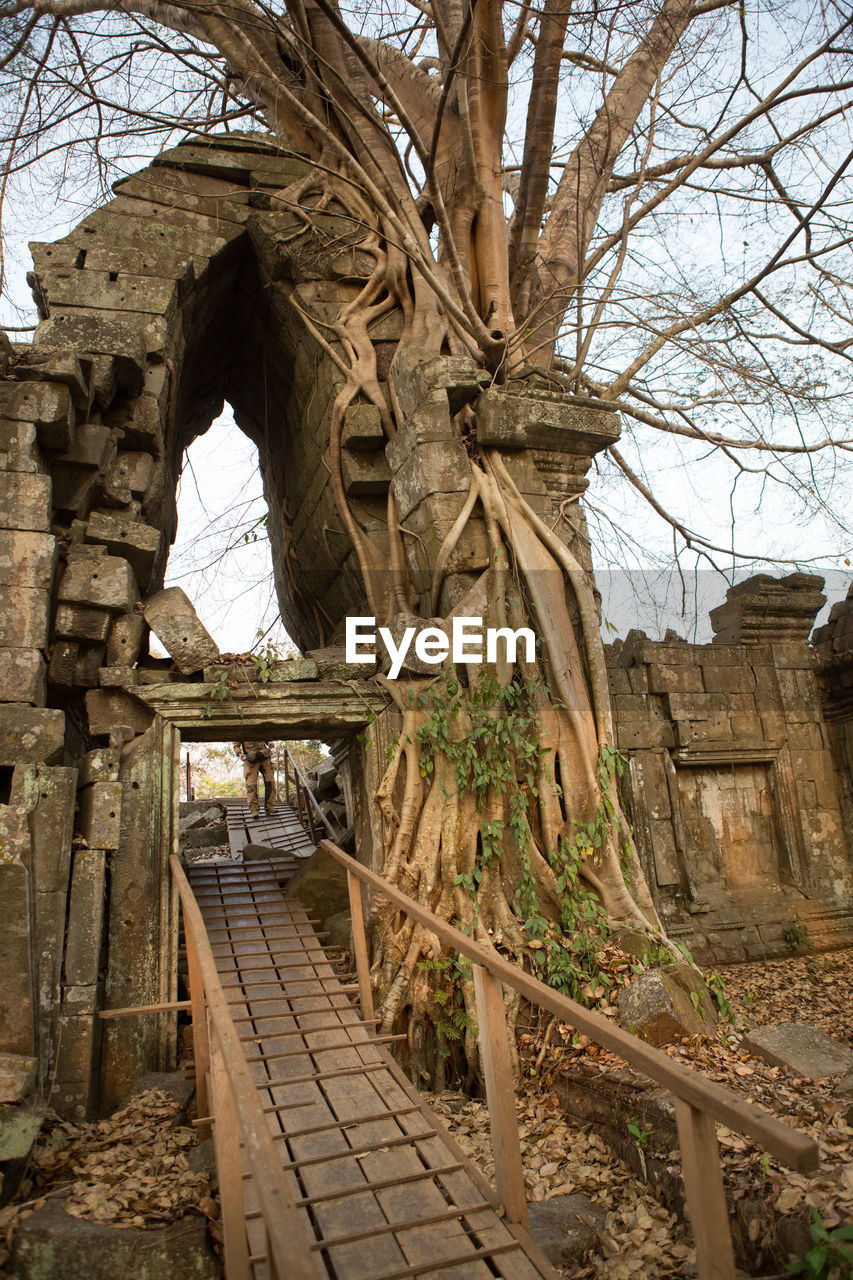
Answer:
223 799 318 862
186 857 558 1280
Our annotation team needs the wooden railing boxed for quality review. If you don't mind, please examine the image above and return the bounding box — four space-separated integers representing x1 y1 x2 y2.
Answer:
319 838 820 1280
170 854 323 1280
280 750 339 845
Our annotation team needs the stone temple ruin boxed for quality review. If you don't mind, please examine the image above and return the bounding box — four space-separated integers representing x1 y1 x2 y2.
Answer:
0 132 851 1122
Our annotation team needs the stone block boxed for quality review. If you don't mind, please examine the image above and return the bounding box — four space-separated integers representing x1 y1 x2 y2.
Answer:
0 640 46 705
98 665 140 690
286 846 349 925
305 644 378 680
701 664 756 694
0 1104 44 1164
385 395 455 460
0 646 46 709
389 439 471 523
528 1195 605 1270
741 1023 853 1079
58 548 138 613
105 610 147 666
85 688 153 738
0 1053 37 1103
54 602 112 643
0 530 56 589
710 573 825 645
53 1005 97 1109
476 387 621 457
0 419 43 473
0 843 35 1056
0 381 75 451
10 1198 222 1280
0 472 52 532
29 765 77 895
613 714 675 752
616 964 717 1046
0 706 64 766
606 667 631 695
103 450 154 504
50 467 98 518
37 266 178 318
48 640 78 686
342 403 385 451
0 585 50 648
84 512 160 589
647 663 703 695
77 782 122 850
55 422 116 471
102 390 162 453
390 349 491 419
64 850 107 987
34 314 148 395
73 644 106 688
12 349 92 409
78 747 120 787
341 448 391 496
142 586 219 674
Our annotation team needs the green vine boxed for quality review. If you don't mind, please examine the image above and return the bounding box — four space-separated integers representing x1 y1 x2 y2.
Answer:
412 671 640 1007
417 954 474 1055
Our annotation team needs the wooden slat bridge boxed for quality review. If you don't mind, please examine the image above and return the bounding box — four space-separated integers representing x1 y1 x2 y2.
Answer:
171 753 820 1280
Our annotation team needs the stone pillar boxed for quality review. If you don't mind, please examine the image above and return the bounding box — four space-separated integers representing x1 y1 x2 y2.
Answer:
710 572 826 644
98 715 180 1113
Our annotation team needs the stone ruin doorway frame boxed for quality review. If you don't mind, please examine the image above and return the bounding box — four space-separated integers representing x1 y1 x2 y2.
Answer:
113 676 391 1101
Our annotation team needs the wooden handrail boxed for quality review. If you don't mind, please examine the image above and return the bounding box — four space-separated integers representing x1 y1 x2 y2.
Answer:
321 837 820 1280
284 750 338 840
170 855 323 1280
318 838 816 1172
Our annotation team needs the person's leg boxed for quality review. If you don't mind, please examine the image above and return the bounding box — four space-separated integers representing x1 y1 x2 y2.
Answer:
244 761 260 815
261 759 277 812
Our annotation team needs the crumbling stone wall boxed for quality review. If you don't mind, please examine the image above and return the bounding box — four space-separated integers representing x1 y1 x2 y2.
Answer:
608 574 853 965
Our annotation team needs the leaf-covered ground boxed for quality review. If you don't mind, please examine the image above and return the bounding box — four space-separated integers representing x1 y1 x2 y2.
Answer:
0 1089 219 1274
433 946 853 1278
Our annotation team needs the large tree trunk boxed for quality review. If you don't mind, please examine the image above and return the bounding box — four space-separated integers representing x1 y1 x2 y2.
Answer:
268 110 681 1090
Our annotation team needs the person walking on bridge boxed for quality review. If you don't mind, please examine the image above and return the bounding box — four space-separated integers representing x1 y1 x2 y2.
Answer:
233 741 277 817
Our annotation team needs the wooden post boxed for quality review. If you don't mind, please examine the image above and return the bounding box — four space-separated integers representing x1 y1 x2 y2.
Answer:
284 754 291 805
184 915 211 1135
210 1041 251 1280
674 1098 737 1280
305 792 317 844
295 773 305 829
347 869 374 1021
471 964 528 1228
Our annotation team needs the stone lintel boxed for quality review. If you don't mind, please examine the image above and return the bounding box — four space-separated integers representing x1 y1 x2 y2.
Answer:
475 388 621 461
136 680 389 741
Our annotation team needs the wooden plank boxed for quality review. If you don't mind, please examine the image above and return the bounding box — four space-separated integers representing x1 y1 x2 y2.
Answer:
211 1042 251 1280
471 965 528 1228
674 1099 737 1280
